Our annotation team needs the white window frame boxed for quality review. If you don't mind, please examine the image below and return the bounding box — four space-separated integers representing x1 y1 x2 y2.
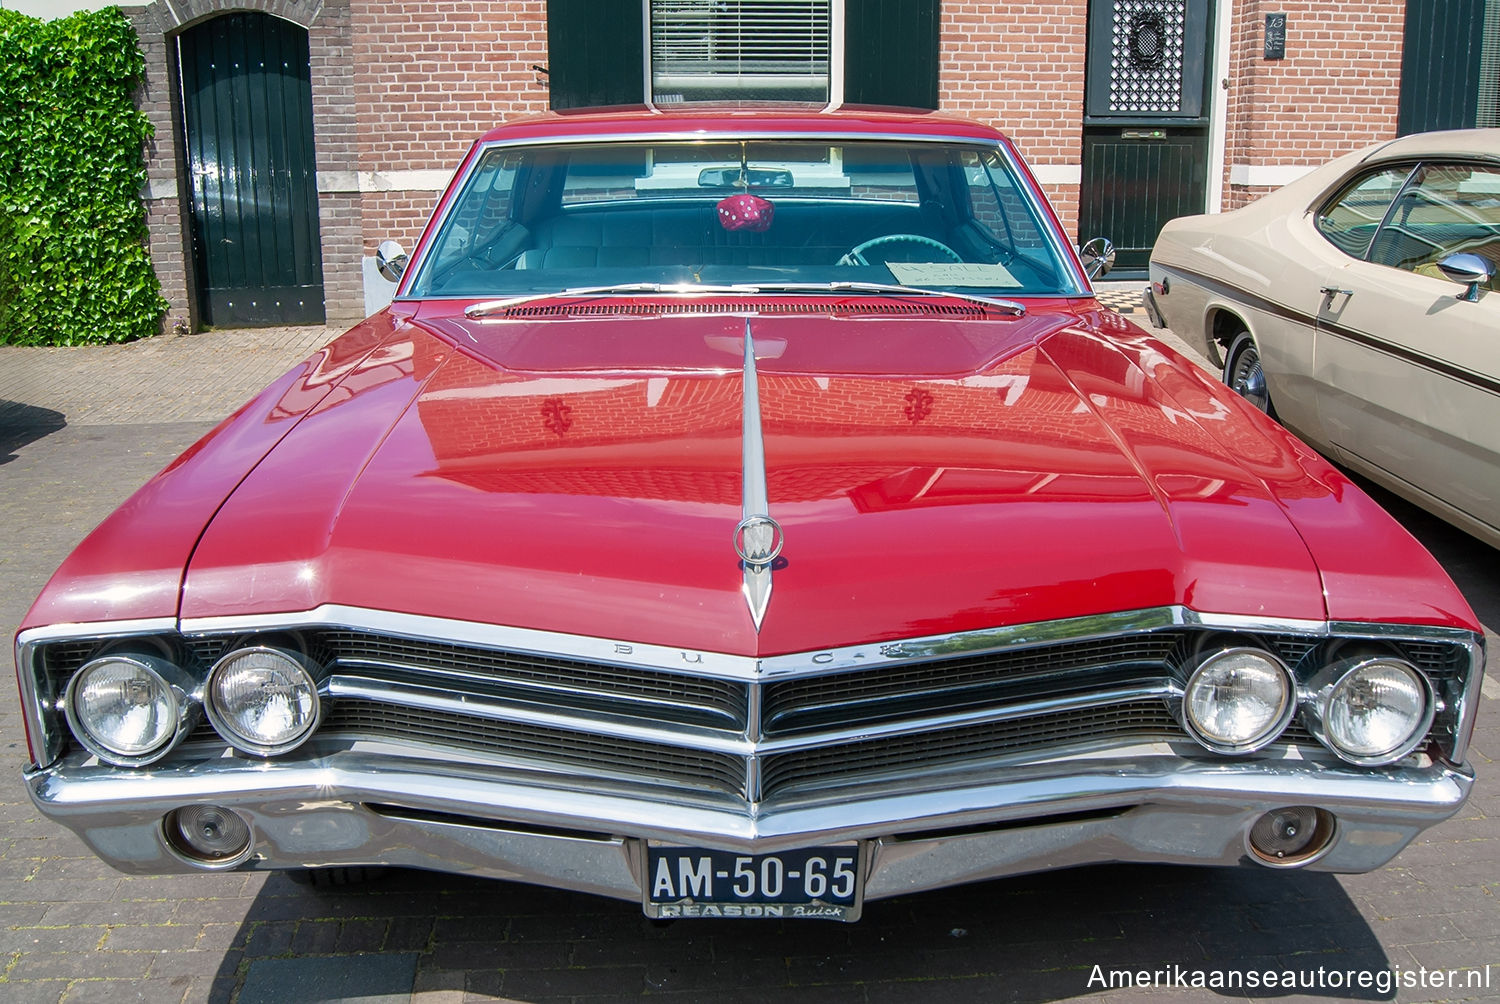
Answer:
642 0 845 110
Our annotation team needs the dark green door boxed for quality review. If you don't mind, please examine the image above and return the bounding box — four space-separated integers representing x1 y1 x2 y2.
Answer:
1080 0 1213 277
1398 0 1486 135
178 13 325 326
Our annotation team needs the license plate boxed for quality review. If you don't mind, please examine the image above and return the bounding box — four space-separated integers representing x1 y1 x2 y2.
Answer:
643 843 863 921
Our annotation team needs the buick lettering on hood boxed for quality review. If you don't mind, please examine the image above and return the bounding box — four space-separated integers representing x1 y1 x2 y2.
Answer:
16 109 1484 921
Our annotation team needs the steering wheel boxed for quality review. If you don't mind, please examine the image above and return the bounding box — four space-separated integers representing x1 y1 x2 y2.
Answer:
838 234 962 266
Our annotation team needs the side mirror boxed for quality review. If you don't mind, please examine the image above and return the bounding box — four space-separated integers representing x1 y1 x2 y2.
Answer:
1080 237 1116 281
376 240 409 282
1436 252 1493 302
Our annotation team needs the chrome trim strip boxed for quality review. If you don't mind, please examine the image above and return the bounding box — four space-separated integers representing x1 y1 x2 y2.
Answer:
29 752 1474 858
182 606 759 679
173 604 1484 684
751 683 1183 755
325 676 753 755
329 656 741 727
16 618 179 647
323 675 1182 757
740 318 775 631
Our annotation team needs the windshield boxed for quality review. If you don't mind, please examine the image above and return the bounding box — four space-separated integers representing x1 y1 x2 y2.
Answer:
405 139 1081 299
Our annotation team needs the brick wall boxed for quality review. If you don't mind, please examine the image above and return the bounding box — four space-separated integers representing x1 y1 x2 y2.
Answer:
1222 0 1404 208
123 0 1410 330
939 1 1087 235
350 0 550 254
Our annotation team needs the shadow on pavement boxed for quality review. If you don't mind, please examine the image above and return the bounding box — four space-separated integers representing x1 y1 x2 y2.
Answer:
208 863 1395 1002
0 401 66 464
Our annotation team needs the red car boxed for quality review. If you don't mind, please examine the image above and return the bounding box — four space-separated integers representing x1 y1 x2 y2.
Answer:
16 109 1483 921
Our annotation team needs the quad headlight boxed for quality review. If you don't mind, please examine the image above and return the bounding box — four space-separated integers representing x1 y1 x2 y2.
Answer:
64 654 189 766
1315 658 1434 766
205 647 321 756
1181 647 1295 754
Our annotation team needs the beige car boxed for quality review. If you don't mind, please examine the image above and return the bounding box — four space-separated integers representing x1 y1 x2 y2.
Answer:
1147 128 1500 551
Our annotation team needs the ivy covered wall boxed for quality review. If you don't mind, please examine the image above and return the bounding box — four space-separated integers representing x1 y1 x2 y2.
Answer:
0 7 166 345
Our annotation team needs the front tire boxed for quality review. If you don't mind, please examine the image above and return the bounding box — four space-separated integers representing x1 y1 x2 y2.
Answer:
1223 331 1274 416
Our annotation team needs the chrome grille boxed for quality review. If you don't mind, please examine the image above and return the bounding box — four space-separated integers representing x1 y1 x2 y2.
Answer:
761 699 1180 797
763 635 1183 734
319 630 746 730
37 615 1476 803
322 699 748 796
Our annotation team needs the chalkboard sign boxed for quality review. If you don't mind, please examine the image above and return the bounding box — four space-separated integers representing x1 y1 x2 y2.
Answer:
1265 13 1287 59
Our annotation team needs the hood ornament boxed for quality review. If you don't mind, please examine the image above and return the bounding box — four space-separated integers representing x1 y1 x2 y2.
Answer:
737 319 781 631
734 515 784 565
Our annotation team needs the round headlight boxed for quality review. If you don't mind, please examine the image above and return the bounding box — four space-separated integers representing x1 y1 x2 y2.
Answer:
205 647 321 755
1182 648 1294 754
1323 659 1433 765
64 655 182 765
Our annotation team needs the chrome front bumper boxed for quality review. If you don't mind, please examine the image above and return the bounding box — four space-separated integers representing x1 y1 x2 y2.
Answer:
28 749 1474 906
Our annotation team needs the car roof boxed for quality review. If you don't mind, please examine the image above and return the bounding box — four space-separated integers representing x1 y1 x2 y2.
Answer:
473 105 1011 145
1360 127 1500 164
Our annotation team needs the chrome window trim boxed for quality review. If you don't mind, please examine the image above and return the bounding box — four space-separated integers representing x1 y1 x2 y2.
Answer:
398 129 1091 300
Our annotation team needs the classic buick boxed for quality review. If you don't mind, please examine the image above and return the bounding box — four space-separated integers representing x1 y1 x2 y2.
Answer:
16 108 1485 921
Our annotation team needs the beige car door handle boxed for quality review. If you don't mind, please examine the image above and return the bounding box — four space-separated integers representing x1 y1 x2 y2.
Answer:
1320 286 1353 297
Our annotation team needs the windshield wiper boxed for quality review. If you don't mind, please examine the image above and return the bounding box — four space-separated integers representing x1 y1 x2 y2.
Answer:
462 279 1025 319
744 280 1026 316
464 283 749 318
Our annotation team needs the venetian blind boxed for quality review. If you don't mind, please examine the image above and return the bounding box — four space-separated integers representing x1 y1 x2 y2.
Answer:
650 0 831 102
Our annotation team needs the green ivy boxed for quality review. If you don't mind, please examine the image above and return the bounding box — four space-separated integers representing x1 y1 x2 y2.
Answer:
0 7 167 346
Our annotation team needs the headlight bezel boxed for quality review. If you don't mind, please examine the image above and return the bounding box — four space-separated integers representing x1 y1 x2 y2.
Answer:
1179 645 1297 755
204 645 323 756
62 651 196 767
1304 656 1435 767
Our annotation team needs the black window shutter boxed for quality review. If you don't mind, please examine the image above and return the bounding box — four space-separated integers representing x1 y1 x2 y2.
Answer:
843 0 940 109
1398 0 1484 135
548 0 645 110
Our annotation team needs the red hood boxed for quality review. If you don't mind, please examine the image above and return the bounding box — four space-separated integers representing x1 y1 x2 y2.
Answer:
177 304 1474 655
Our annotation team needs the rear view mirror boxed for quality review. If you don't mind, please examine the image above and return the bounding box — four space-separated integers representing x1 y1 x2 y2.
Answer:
1437 252 1493 302
698 167 794 189
1080 237 1116 280
376 240 408 282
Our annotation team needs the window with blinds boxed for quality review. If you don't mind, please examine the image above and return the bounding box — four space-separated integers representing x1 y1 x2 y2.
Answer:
650 0 831 103
1480 2 1500 127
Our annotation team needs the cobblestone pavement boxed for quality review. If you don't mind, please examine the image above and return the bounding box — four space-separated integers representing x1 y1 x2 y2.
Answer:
1 295 1496 1003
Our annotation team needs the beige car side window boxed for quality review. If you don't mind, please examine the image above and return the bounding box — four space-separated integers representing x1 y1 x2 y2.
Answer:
1369 163 1500 288
1316 166 1413 259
